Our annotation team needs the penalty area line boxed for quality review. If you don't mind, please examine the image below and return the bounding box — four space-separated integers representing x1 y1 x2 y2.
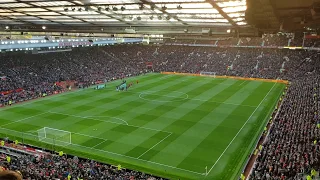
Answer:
205 83 277 177
47 111 171 134
69 142 204 176
0 112 49 128
238 81 246 86
91 140 108 149
137 132 172 159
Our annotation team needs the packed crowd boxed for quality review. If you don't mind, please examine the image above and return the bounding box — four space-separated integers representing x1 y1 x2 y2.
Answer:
164 33 310 47
0 149 161 180
0 47 147 106
0 37 319 179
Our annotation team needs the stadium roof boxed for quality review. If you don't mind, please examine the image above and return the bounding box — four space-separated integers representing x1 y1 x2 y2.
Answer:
0 0 247 28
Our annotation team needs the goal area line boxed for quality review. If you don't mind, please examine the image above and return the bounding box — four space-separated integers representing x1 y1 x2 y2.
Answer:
160 71 289 84
0 112 207 176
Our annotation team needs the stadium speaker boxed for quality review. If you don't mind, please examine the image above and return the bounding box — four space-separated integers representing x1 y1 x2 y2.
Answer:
44 37 49 40
20 32 23 35
88 39 93 43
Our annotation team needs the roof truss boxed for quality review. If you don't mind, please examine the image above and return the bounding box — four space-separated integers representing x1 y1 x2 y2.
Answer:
0 0 248 28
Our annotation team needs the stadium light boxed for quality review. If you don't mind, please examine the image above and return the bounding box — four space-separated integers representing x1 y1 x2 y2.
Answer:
166 16 171 20
105 6 109 11
162 6 167 11
64 7 68 12
98 7 102 11
78 7 82 12
42 26 46 30
150 4 155 10
112 6 118 11
149 15 154 20
137 16 141 21
177 5 182 10
139 4 144 10
158 15 162 20
5 26 9 30
85 6 89 11
72 7 75 11
227 29 231 33
121 6 125 11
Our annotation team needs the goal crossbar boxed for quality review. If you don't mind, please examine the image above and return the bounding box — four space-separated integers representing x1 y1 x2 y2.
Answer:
37 127 72 146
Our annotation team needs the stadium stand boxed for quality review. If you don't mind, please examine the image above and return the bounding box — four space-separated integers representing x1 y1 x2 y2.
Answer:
0 140 162 180
0 34 319 179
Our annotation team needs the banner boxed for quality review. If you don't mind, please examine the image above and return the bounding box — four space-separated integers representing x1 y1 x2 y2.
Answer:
0 88 23 96
0 76 6 81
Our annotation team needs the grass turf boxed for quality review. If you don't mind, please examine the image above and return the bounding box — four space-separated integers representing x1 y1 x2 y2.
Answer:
0 73 285 180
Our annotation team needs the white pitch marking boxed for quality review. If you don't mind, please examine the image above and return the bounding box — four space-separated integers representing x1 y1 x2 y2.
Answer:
238 81 246 86
0 112 48 127
72 131 106 141
47 111 171 134
84 115 129 125
0 73 155 112
159 75 173 80
130 90 256 107
191 98 256 108
139 91 189 103
137 132 172 159
91 140 108 149
205 83 277 177
69 142 204 176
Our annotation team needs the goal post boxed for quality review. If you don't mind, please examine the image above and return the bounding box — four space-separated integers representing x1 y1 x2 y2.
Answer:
37 127 71 146
200 71 216 78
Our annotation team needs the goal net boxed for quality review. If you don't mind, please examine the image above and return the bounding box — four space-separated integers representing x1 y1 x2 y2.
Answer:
37 127 71 146
200 71 216 78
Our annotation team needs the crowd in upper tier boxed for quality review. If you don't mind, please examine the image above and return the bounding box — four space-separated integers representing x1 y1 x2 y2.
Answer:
0 34 320 180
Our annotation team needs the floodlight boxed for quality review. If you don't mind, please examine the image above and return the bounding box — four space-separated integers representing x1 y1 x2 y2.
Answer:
227 29 231 33
113 6 118 11
72 7 75 11
158 15 162 20
149 15 154 20
150 4 155 10
85 6 89 11
105 6 109 11
162 6 167 11
78 7 82 12
42 26 46 30
5 26 9 30
177 5 182 10
121 6 125 11
64 7 68 12
139 4 144 10
137 16 141 20
166 16 171 20
98 7 102 11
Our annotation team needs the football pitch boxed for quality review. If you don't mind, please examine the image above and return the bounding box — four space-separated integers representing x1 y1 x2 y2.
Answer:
0 73 285 180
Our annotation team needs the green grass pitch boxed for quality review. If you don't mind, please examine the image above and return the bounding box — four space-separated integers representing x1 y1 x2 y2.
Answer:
0 73 285 180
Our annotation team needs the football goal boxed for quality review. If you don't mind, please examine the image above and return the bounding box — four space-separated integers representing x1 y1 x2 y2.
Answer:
200 71 216 78
37 127 71 146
